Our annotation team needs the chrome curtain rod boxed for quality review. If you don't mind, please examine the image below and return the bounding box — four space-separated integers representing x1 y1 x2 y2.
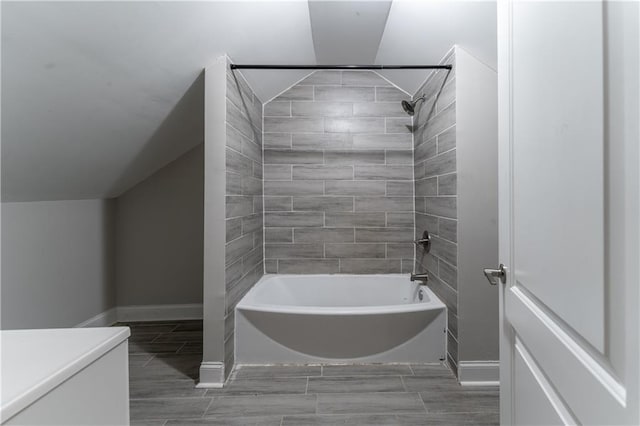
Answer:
229 64 452 70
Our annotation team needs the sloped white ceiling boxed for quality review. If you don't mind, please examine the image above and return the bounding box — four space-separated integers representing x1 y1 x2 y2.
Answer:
1 1 315 201
2 1 497 202
375 0 497 95
309 1 392 64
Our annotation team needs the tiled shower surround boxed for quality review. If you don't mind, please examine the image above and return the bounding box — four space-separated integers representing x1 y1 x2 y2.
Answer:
224 61 264 374
412 51 459 370
262 70 415 274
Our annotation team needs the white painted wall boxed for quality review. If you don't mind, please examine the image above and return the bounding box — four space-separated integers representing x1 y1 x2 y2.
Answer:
456 47 499 362
1 145 205 329
1 199 116 329
115 144 204 307
376 1 497 95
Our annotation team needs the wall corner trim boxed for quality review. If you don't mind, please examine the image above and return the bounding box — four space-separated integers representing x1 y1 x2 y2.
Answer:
457 361 500 386
196 362 225 388
74 308 119 328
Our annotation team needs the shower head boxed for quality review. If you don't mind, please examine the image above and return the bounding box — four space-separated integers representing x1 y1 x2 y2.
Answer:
401 96 425 116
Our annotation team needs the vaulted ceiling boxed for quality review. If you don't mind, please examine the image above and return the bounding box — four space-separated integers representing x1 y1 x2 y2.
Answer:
1 1 496 202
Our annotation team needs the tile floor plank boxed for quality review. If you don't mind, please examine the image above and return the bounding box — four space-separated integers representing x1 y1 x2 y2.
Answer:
322 364 413 377
172 320 204 332
419 388 500 413
282 413 430 425
166 416 283 425
206 377 308 396
423 412 500 425
233 365 322 379
129 397 212 420
129 332 164 343
316 392 425 415
152 331 203 343
206 394 317 417
129 354 200 381
307 376 405 393
130 378 207 399
129 354 154 367
409 364 455 377
402 375 461 392
130 342 185 354
177 342 204 354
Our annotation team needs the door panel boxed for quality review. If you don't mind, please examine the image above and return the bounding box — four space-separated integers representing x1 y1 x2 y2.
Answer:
507 286 624 424
498 1 639 424
514 340 567 425
512 0 604 352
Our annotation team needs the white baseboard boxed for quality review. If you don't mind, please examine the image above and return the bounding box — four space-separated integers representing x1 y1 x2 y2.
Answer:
196 362 225 388
117 303 203 322
458 361 500 386
76 304 204 327
75 308 119 328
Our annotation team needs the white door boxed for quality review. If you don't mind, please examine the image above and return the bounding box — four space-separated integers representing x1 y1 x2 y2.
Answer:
496 1 639 424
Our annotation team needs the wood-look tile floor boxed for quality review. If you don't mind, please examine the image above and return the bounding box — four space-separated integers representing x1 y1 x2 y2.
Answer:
120 321 499 426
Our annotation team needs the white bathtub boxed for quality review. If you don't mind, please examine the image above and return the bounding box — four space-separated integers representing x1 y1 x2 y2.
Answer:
235 274 447 364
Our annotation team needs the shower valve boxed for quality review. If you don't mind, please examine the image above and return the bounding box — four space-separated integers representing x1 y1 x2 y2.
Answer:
413 230 431 253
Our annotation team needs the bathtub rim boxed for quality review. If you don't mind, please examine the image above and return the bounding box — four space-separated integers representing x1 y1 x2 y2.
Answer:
236 273 446 316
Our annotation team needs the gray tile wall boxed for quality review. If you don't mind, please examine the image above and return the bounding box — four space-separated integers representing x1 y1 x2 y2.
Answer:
224 60 263 375
263 71 415 274
412 51 458 371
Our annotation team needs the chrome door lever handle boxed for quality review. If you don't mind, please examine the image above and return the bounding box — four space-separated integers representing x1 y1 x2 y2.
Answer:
483 264 507 285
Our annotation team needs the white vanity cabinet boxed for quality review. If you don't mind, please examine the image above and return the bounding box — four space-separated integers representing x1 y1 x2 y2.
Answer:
1 327 130 425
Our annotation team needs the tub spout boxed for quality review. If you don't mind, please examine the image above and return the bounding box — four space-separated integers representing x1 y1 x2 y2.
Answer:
410 273 429 283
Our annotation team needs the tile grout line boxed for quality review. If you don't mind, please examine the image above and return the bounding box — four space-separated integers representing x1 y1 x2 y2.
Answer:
175 342 187 354
141 354 156 368
200 395 216 419
418 390 430 415
398 374 409 393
